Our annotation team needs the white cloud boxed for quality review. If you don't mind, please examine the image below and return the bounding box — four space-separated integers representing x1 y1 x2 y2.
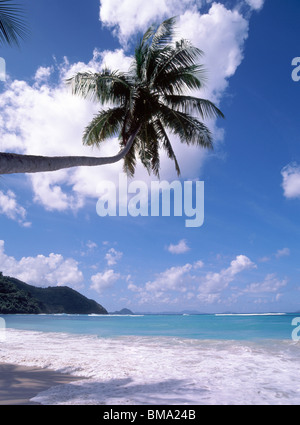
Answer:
0 240 84 289
99 0 199 45
258 247 290 263
127 282 140 293
244 274 288 294
101 2 251 182
167 239 190 254
245 0 264 11
145 263 193 294
31 171 85 211
34 66 53 85
177 4 249 101
128 262 196 304
0 190 31 227
197 255 256 303
86 241 97 250
105 248 123 266
281 164 300 199
129 254 255 306
96 48 133 72
258 256 270 263
90 269 120 294
193 260 204 269
0 2 261 212
275 248 290 259
227 254 255 276
0 50 130 212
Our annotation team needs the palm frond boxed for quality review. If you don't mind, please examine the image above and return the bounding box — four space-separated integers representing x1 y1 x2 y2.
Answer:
155 64 206 95
141 25 155 46
83 107 126 147
139 17 177 85
68 16 224 177
67 70 130 105
154 119 181 176
131 38 149 82
135 122 160 176
164 95 225 120
123 142 136 177
151 16 177 50
159 104 213 148
149 137 160 177
0 0 28 47
151 39 204 88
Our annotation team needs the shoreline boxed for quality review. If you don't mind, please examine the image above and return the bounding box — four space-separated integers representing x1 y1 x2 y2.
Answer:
1 323 299 405
0 362 84 405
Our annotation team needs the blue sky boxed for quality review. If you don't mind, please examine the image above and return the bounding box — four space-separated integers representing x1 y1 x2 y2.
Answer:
0 0 300 313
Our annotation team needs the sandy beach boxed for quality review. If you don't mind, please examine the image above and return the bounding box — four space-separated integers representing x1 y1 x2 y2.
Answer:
0 363 83 405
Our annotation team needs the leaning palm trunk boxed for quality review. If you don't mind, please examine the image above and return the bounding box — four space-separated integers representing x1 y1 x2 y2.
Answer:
0 18 224 176
0 128 140 174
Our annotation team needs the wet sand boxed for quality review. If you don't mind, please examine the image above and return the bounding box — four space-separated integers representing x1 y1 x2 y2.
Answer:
0 363 83 405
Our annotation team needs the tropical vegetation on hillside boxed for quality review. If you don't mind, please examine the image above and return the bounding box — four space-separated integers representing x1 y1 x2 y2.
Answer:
0 273 108 314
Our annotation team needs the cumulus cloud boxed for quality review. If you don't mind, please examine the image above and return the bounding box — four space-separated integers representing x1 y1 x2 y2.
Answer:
0 49 131 212
129 254 255 305
145 263 193 293
197 255 256 303
90 269 120 294
177 4 249 101
0 240 84 289
128 261 198 304
101 2 251 179
0 190 31 227
34 66 54 85
99 0 198 45
244 273 288 294
0 2 261 212
281 164 300 199
167 239 190 254
101 1 250 98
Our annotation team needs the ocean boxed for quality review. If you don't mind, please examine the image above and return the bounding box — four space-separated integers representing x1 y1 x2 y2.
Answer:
0 313 300 405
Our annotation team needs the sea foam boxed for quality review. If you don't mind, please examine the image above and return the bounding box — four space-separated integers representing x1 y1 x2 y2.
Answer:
0 329 300 405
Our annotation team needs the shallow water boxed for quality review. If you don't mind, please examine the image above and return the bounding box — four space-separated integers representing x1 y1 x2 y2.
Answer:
0 314 300 405
2 312 296 340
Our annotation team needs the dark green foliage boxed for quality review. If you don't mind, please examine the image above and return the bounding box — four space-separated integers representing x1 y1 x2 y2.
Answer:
0 0 28 47
67 17 224 178
0 274 107 314
0 274 40 314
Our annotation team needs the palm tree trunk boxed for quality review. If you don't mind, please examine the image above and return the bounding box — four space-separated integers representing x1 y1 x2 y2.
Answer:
0 127 141 175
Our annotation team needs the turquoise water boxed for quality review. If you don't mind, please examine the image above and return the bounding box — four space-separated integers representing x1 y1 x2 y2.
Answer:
1 313 300 404
2 313 298 340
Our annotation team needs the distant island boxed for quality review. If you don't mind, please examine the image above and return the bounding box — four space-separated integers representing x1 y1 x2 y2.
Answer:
110 308 134 315
0 273 107 315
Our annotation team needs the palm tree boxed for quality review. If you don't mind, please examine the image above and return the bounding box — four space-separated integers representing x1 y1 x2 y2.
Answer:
0 0 28 47
0 17 224 175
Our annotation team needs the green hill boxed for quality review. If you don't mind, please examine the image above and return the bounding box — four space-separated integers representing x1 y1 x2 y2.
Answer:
0 273 107 315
